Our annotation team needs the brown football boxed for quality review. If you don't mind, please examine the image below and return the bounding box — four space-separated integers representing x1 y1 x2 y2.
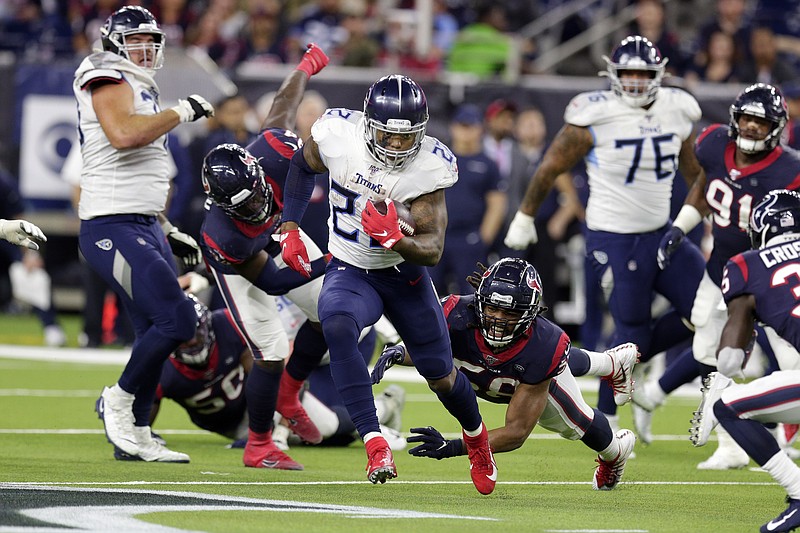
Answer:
371 199 416 236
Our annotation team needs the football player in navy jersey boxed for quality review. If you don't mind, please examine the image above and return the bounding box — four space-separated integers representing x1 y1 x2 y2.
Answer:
690 190 800 533
74 5 214 463
278 74 497 494
503 35 707 438
199 44 331 471
371 258 639 490
648 83 800 469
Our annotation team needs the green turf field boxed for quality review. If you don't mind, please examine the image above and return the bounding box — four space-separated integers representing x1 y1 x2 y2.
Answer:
0 314 790 532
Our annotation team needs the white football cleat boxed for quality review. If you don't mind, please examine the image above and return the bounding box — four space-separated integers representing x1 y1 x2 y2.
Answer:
696 445 749 470
376 384 406 432
689 372 732 448
602 343 640 406
133 426 190 463
632 402 654 446
593 429 636 490
95 386 138 456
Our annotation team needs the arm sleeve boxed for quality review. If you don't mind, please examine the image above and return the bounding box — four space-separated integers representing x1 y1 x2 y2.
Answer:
252 254 326 295
281 147 318 224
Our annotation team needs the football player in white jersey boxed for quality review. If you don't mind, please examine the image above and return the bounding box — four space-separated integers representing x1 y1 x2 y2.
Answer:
504 35 708 431
277 75 497 494
73 5 214 463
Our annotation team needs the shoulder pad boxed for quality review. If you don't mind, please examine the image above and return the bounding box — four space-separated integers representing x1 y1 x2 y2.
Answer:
564 90 614 127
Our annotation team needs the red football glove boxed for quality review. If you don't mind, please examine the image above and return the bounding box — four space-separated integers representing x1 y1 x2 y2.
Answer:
279 229 312 278
296 43 329 78
362 199 405 249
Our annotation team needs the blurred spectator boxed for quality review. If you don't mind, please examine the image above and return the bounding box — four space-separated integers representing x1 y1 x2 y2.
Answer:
736 25 797 85
685 30 741 84
286 0 348 63
150 0 200 47
69 0 121 56
241 6 288 65
482 98 531 261
0 0 73 60
0 166 66 346
512 107 584 319
429 104 506 295
627 0 687 76
203 94 257 154
782 81 800 150
694 0 752 66
338 2 380 67
447 4 514 80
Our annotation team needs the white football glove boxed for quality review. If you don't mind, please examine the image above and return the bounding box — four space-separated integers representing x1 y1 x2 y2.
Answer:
172 95 215 123
504 211 538 249
0 218 46 250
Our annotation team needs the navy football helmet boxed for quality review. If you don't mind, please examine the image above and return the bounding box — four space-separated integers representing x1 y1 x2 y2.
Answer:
363 74 428 169
173 295 215 367
202 144 275 224
729 83 788 154
749 189 800 249
475 258 546 347
101 6 165 72
601 35 667 107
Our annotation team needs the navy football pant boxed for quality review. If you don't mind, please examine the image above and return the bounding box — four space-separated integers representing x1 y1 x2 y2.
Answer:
319 258 482 439
80 215 197 424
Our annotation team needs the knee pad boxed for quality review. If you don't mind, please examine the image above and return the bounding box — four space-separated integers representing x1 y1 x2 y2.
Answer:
321 314 361 348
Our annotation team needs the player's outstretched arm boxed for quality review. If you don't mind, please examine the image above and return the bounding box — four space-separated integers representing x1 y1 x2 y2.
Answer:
262 43 329 131
488 380 549 453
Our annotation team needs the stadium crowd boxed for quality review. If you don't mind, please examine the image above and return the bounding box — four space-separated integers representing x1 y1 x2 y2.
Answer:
1 0 800 80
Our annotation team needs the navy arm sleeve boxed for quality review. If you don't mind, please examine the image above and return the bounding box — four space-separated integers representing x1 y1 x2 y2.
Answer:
281 147 318 224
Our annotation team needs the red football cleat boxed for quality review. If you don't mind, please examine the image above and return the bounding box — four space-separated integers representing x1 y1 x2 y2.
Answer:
463 423 497 495
365 436 397 484
243 429 303 470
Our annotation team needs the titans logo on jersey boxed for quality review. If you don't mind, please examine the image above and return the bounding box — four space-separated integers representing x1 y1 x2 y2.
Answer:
697 124 800 284
156 310 248 435
722 244 800 350
442 294 569 404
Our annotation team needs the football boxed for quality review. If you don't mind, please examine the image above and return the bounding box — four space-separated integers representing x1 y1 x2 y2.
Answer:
371 199 416 236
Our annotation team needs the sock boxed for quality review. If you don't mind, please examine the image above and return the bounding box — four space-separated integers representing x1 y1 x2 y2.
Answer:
285 321 328 380
581 409 615 454
247 364 281 433
588 350 613 376
764 451 800 499
436 371 482 433
567 347 591 377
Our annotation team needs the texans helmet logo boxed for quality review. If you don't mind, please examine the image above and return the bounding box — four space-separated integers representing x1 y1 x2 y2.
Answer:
526 271 541 291
239 153 258 166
